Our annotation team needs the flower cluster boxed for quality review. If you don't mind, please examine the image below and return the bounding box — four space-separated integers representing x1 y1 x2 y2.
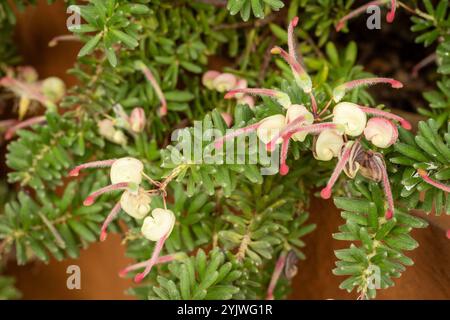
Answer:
214 17 410 220
202 70 255 108
0 66 66 139
97 105 146 146
69 157 176 282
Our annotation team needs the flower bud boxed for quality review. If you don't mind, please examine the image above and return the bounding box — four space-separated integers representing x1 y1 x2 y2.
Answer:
314 130 344 161
237 95 255 108
141 208 176 241
110 157 144 185
120 188 152 219
112 130 128 145
285 104 314 142
98 119 116 140
41 77 66 102
129 107 146 133
212 73 237 92
202 70 220 90
18 66 38 83
257 114 286 144
333 102 367 136
232 79 248 99
364 117 398 148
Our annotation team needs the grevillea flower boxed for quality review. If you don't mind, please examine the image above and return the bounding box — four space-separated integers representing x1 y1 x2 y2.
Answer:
314 129 344 161
333 102 367 136
134 208 176 283
358 106 411 130
333 78 403 103
70 157 147 240
120 188 152 219
225 88 291 109
288 17 300 61
136 61 168 116
321 141 354 199
98 119 128 146
212 73 238 92
256 114 286 145
336 0 398 32
271 46 312 94
364 117 398 148
417 169 450 193
202 70 221 89
285 105 314 142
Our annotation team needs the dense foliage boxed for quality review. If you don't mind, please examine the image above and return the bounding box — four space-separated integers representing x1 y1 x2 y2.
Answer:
0 0 448 300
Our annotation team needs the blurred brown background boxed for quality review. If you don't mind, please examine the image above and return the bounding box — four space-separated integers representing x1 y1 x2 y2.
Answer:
4 0 450 300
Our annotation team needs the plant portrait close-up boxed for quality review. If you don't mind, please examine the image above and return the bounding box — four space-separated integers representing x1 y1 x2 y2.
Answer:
0 0 449 304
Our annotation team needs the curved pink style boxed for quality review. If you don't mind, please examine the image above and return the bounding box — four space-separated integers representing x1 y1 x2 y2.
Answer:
386 0 397 23
4 115 46 140
266 252 287 300
139 63 168 116
279 138 290 176
417 169 450 193
336 0 383 31
100 201 122 242
359 106 411 130
69 159 116 177
320 143 353 199
214 123 260 149
134 233 169 283
83 182 129 206
119 253 180 277
225 88 281 100
271 46 307 80
288 17 300 60
374 156 395 219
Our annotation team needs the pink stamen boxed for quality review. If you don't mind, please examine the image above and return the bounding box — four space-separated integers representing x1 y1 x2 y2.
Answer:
139 64 168 116
386 0 397 23
83 182 129 206
271 46 311 93
288 17 301 62
266 252 287 300
0 77 51 106
214 123 260 149
48 34 80 47
279 138 290 176
320 142 353 199
343 77 403 90
309 92 318 115
268 122 338 152
69 159 116 177
225 88 281 99
359 106 411 130
100 202 122 242
119 252 182 277
336 1 385 31
266 115 306 152
374 156 395 219
417 169 450 193
134 233 169 283
4 115 46 140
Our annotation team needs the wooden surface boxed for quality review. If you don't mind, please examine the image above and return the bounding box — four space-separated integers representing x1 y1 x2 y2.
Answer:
3 0 450 300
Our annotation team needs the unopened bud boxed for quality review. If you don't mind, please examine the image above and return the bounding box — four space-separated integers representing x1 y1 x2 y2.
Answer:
42 77 66 102
129 107 146 133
